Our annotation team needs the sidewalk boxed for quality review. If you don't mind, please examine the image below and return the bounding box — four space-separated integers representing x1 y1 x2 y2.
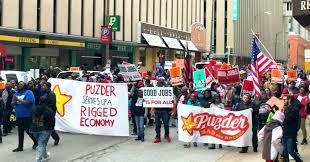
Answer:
216 124 310 162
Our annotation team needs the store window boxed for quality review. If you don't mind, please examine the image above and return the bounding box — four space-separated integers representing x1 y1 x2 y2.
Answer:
139 50 146 66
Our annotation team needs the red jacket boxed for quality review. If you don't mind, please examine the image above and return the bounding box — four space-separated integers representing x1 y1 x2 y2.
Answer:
294 93 308 119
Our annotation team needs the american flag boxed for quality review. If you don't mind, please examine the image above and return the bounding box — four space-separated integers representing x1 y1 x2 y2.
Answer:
250 37 273 97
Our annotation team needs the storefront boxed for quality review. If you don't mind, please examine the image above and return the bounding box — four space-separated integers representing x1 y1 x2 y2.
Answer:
136 22 199 72
293 0 310 30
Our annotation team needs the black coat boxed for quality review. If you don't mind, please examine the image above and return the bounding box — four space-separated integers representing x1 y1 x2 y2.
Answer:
236 101 259 128
283 106 300 138
31 106 55 132
131 97 145 116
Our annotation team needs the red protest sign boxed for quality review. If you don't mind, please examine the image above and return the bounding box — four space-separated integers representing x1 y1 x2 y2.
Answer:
241 79 254 96
217 68 240 85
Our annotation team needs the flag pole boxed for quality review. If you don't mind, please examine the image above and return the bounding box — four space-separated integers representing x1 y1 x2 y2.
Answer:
251 29 276 64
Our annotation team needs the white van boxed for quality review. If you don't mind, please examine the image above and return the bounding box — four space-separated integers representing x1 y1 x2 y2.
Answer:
0 71 33 84
56 69 113 81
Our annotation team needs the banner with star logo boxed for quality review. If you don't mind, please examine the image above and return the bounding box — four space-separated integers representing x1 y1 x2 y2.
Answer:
178 104 253 147
48 78 129 136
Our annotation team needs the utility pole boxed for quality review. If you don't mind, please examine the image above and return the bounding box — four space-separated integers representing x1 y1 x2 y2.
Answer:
209 0 215 56
104 0 110 68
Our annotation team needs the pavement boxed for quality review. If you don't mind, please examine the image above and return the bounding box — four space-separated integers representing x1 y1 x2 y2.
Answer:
0 122 309 162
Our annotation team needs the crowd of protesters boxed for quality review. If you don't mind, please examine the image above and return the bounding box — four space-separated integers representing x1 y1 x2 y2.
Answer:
0 63 309 162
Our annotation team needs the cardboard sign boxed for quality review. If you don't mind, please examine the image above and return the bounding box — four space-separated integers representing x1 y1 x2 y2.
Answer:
287 70 297 81
178 104 253 147
266 96 284 110
118 64 142 82
48 78 129 136
141 87 173 108
205 68 215 88
175 59 185 69
241 79 254 96
170 67 183 86
217 68 240 85
271 69 283 83
193 70 207 91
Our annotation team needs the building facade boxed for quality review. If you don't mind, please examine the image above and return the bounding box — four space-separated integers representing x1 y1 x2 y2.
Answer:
0 0 207 72
234 0 288 65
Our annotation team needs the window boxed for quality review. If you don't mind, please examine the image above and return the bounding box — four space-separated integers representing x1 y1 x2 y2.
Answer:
287 2 292 11
139 50 146 66
37 0 41 31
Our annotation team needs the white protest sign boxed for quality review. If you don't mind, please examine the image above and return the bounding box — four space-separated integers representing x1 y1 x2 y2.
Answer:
178 104 253 147
141 87 173 108
118 64 142 81
164 61 175 70
48 78 129 136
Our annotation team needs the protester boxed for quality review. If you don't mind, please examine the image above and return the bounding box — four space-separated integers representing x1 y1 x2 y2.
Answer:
153 78 171 143
11 81 38 152
40 82 60 146
1 83 15 136
294 86 308 145
199 89 212 108
258 111 284 162
31 105 55 162
208 94 223 149
234 93 258 153
131 90 146 142
282 95 303 162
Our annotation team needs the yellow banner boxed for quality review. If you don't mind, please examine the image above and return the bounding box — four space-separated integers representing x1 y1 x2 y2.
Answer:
40 39 85 47
0 35 39 44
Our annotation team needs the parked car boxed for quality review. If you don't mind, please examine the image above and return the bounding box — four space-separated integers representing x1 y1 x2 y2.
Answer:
0 71 33 84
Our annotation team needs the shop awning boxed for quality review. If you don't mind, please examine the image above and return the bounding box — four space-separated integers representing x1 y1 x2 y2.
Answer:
180 40 198 51
141 33 167 48
162 37 184 50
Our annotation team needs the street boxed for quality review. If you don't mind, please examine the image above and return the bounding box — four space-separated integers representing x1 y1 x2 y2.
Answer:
1 124 310 162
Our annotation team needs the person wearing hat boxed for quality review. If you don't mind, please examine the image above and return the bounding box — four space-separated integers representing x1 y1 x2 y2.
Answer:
258 111 285 162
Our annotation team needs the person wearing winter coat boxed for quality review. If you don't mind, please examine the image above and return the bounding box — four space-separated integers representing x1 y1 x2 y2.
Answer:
258 111 285 162
282 95 303 162
234 93 259 153
131 90 147 142
208 94 223 149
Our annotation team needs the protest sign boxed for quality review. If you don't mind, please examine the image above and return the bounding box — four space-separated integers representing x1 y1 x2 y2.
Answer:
271 69 283 83
266 96 284 110
217 68 240 85
164 61 175 70
48 78 129 136
118 64 142 82
178 104 253 147
175 59 185 69
141 87 173 108
170 67 183 86
205 68 215 88
287 70 297 82
241 79 254 96
193 70 207 91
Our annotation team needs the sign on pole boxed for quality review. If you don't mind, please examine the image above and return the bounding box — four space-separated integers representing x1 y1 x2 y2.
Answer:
101 26 111 44
109 16 120 31
170 67 183 86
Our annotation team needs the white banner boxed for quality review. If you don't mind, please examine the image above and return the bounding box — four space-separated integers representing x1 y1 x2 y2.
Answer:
141 87 173 108
178 104 252 147
48 78 129 136
118 64 142 81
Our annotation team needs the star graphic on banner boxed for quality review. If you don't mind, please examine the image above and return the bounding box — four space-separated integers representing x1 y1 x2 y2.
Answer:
53 85 72 117
181 113 198 136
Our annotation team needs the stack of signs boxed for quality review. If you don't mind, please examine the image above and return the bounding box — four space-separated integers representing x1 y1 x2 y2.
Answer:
217 68 240 85
287 70 297 82
141 87 173 108
118 64 142 82
241 79 254 96
271 69 283 83
193 70 207 91
170 66 183 86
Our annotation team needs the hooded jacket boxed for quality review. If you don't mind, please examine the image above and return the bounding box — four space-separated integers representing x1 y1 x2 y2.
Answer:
258 119 283 160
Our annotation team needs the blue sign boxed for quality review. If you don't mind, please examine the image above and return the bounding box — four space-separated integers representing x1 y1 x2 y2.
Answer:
233 0 239 21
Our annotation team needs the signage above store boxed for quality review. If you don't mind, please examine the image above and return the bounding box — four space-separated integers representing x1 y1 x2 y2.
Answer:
109 15 121 31
191 22 207 52
138 22 191 41
0 35 39 44
101 26 111 44
85 42 102 50
40 39 85 48
292 0 310 27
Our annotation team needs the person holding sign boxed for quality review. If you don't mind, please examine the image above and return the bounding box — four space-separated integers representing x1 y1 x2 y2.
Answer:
132 90 146 142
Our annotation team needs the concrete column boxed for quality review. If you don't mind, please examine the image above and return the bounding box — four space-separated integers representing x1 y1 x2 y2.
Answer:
21 48 31 71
